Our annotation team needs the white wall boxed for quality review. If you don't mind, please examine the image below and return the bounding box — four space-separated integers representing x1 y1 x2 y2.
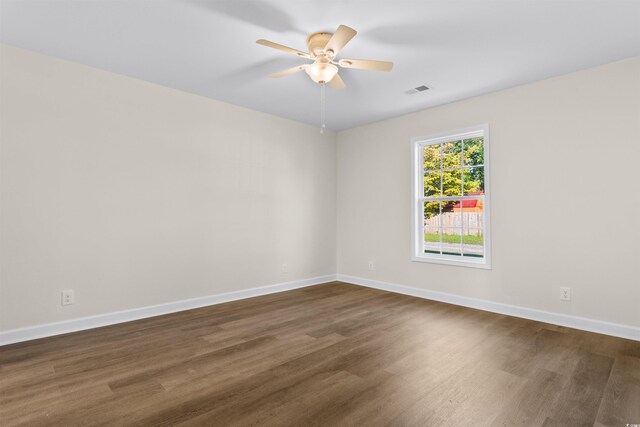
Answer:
337 57 640 327
0 45 336 331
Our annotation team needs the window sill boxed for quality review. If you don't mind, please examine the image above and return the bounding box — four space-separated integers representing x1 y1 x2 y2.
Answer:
411 254 492 270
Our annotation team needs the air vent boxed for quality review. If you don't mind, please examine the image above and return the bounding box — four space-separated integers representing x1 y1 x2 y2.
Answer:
405 84 431 95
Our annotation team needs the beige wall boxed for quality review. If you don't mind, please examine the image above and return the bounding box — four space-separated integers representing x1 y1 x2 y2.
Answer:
337 57 640 327
2 44 639 334
0 45 336 331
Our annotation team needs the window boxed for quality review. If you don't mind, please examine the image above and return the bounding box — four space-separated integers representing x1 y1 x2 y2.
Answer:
412 125 491 268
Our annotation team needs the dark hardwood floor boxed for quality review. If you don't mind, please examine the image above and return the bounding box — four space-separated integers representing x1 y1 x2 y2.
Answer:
1 282 639 426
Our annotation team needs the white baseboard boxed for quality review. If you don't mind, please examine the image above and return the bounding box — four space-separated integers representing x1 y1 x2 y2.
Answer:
0 275 338 346
337 274 640 341
3 274 637 345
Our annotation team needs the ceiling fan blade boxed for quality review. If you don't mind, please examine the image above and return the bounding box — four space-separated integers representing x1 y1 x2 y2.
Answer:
324 25 357 55
330 73 346 90
270 64 310 78
338 58 393 72
256 39 311 58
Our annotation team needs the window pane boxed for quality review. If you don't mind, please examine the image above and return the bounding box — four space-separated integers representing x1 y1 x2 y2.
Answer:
463 137 484 166
461 198 484 258
441 227 462 256
463 229 484 257
460 201 484 239
424 226 441 254
424 171 442 197
460 198 484 229
441 140 462 169
423 144 440 171
442 169 463 196
463 167 484 196
464 209 483 231
423 201 441 226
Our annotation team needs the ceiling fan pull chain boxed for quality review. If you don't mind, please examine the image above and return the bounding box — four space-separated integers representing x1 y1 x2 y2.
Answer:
320 83 326 134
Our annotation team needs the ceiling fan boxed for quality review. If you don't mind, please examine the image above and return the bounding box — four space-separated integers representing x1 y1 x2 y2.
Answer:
256 25 393 89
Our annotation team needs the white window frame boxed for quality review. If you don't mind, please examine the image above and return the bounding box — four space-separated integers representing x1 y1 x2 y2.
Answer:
411 124 491 269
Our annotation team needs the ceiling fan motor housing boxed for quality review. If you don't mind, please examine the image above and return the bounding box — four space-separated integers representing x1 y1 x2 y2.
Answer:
306 32 332 56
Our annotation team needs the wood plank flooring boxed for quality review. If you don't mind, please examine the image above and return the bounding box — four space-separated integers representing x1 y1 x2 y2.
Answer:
1 282 639 426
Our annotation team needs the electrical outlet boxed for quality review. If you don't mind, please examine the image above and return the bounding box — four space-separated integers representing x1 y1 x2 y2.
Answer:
61 290 75 306
560 286 571 301
368 261 376 271
281 263 288 274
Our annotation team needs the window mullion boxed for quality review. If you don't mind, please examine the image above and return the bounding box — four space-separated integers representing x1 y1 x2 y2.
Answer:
419 195 485 202
461 139 465 255
424 164 484 173
438 199 443 254
439 144 443 254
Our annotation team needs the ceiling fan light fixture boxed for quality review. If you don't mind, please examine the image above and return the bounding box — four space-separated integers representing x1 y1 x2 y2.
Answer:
305 62 338 84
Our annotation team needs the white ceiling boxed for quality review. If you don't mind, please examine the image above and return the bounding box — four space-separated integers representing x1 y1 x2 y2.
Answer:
2 1 639 130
